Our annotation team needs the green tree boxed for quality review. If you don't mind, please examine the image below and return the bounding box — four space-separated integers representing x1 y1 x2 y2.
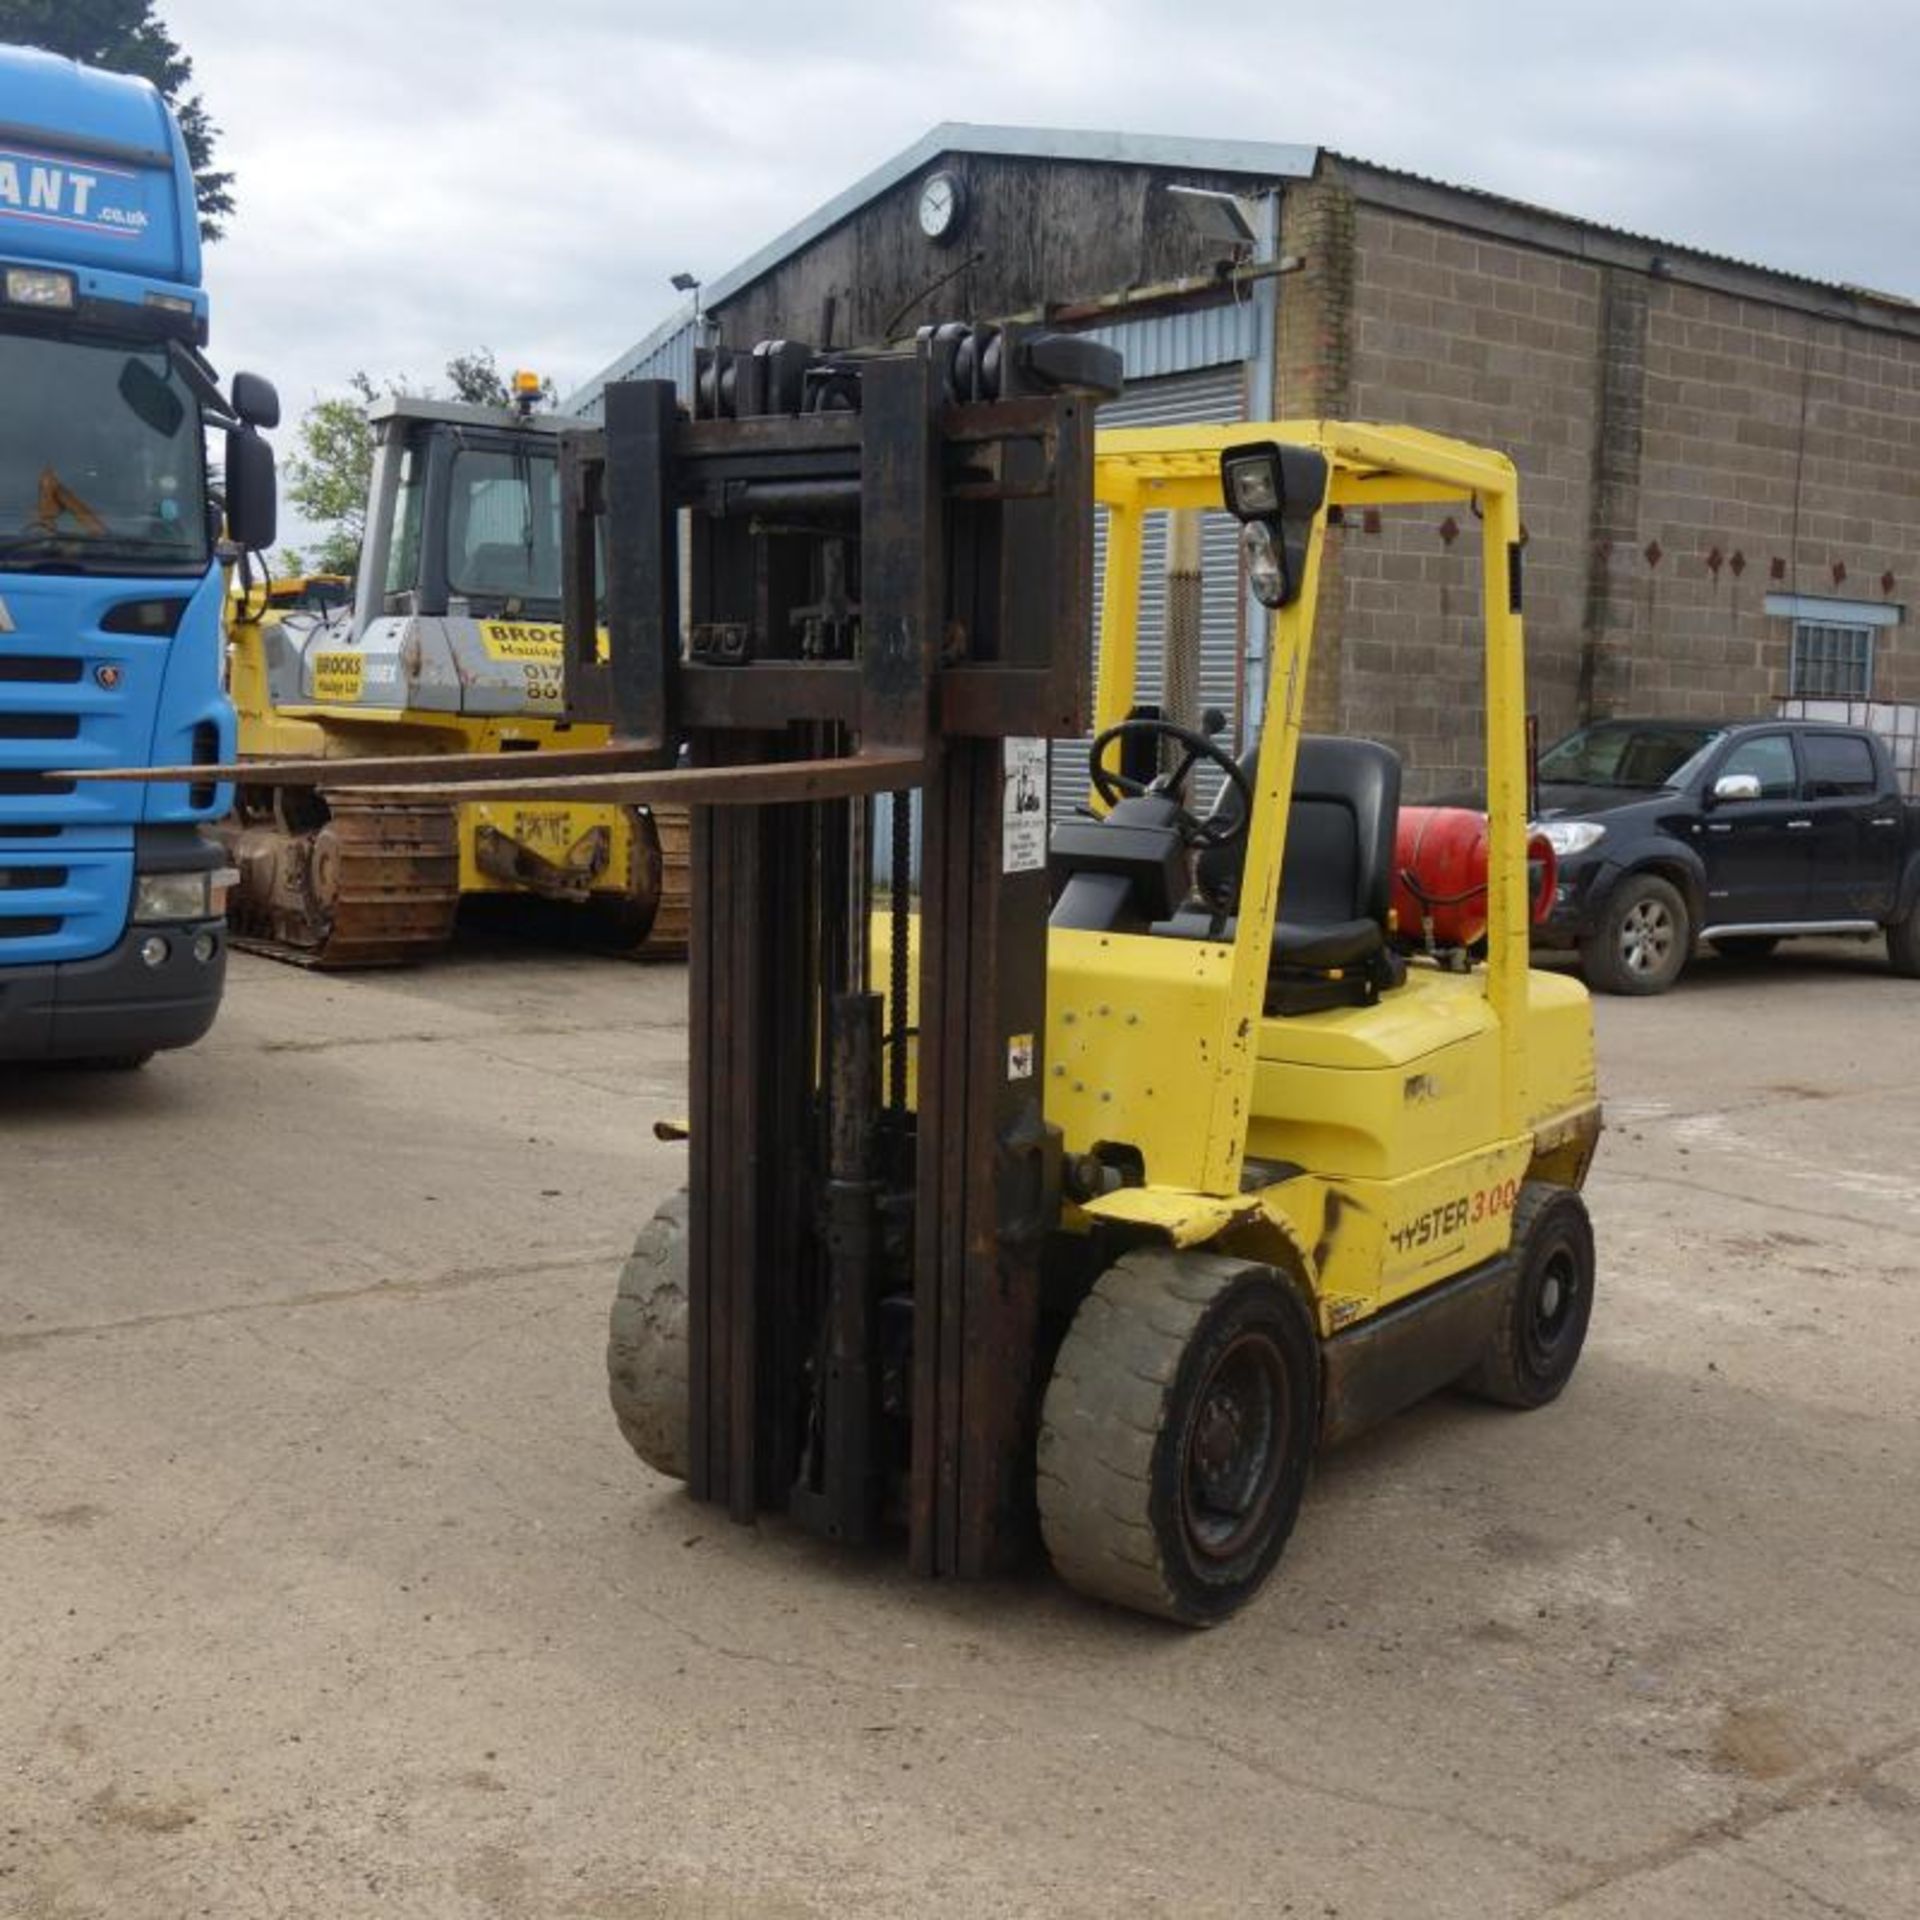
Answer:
283 372 383 577
445 349 511 408
1 0 236 241
270 547 305 577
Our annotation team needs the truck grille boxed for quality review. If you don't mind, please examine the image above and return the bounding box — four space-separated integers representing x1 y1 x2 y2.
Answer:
0 655 83 683
0 842 132 961
1 591 217 962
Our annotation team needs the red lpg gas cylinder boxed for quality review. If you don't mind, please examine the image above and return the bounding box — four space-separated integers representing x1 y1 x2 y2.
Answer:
1391 807 1557 946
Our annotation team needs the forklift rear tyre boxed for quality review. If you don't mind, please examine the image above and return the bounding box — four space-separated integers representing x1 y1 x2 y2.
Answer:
1462 1183 1594 1410
1038 1249 1319 1627
607 1188 690 1481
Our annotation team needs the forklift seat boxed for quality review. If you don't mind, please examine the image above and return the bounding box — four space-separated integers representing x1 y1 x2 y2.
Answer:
1196 735 1406 1010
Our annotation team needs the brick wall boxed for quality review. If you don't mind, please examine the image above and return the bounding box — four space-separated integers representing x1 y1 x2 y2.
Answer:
1619 287 1920 715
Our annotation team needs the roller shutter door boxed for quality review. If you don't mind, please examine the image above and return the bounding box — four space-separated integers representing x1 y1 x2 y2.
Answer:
1052 362 1248 819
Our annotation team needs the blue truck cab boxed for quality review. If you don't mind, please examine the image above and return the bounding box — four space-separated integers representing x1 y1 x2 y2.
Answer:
0 46 275 1065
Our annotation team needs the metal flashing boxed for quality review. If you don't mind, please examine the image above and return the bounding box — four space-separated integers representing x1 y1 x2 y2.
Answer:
1764 592 1903 628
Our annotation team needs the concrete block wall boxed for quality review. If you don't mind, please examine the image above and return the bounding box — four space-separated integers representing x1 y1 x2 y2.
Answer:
1624 287 1920 715
1275 164 1920 795
1281 189 1601 793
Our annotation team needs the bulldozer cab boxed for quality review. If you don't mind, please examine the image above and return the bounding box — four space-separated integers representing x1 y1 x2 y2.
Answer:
355 396 577 634
232 395 591 726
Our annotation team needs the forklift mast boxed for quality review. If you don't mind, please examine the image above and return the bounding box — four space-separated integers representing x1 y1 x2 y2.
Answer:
561 325 1122 1574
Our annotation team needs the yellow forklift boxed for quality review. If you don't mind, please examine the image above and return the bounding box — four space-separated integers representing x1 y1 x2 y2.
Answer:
219 382 687 965
96 332 1599 1623
593 397 1600 1623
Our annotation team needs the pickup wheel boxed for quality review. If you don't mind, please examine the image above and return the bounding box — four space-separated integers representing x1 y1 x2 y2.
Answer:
1709 935 1779 962
1581 874 1690 995
1889 896 1920 978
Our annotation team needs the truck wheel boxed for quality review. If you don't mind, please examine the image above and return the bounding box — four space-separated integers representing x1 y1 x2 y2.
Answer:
1580 874 1690 995
1709 935 1779 962
607 1188 690 1481
1888 897 1920 978
1463 1184 1595 1410
1038 1248 1319 1626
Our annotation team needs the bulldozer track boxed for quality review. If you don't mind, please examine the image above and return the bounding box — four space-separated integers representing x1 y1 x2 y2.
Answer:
221 792 462 968
634 804 691 961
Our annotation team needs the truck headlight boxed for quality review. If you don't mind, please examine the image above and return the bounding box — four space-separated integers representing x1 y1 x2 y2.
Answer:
5 266 75 309
1535 820 1606 857
132 867 238 922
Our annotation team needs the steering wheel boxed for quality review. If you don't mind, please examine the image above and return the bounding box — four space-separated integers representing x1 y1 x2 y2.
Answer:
1087 717 1254 849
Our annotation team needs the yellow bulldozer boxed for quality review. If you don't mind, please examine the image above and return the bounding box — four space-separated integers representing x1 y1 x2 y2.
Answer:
220 380 686 965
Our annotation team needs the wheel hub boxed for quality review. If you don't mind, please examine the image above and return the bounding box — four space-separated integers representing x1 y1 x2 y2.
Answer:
1193 1391 1248 1499
1181 1332 1287 1562
1621 899 1674 972
1530 1248 1579 1353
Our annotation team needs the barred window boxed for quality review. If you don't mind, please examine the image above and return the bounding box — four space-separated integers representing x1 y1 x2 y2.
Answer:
1790 621 1875 698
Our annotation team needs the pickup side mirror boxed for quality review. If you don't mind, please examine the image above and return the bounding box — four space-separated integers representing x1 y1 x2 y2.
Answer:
1710 772 1762 804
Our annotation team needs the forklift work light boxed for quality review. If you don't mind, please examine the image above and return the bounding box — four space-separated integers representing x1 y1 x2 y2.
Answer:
1240 518 1287 608
1219 439 1331 611
1222 449 1281 518
5 265 74 309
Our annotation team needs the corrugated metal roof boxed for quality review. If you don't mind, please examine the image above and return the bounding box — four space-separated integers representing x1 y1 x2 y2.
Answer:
1331 151 1919 314
567 304 701 418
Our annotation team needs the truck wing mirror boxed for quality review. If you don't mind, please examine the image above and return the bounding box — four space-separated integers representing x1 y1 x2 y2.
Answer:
230 371 281 431
225 426 277 551
1710 772 1761 804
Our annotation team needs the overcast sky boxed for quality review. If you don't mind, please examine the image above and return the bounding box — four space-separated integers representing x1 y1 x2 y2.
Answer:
157 0 1920 551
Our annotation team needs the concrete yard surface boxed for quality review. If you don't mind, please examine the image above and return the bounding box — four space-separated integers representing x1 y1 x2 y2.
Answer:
2 939 1917 1918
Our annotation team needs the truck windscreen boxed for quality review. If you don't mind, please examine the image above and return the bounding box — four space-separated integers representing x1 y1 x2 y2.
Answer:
0 327 208 575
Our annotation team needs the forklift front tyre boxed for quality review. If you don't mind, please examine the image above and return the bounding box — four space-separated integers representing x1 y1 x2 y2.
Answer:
607 1188 690 1481
1462 1183 1594 1410
1038 1249 1319 1627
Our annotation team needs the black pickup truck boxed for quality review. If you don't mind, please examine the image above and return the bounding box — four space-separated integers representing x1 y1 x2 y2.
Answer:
1530 718 1920 994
